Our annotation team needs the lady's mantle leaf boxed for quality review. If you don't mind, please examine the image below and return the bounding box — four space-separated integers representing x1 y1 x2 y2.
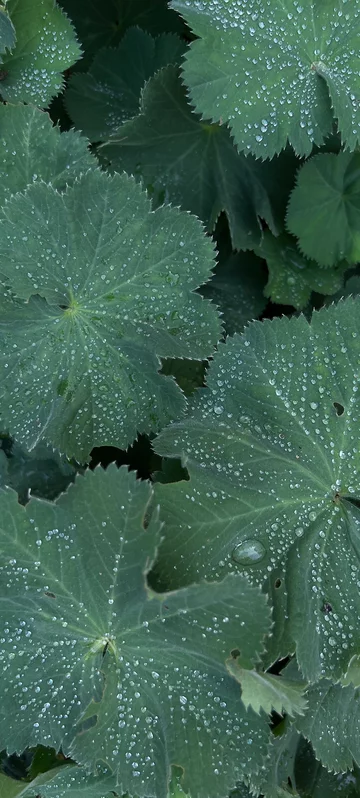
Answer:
0 766 68 798
0 0 81 107
0 465 271 798
226 660 308 718
65 29 184 142
154 297 360 681
295 681 360 773
0 170 220 459
287 152 360 267
200 251 267 334
171 0 360 157
0 438 77 504
102 65 297 250
0 6 15 56
0 104 95 204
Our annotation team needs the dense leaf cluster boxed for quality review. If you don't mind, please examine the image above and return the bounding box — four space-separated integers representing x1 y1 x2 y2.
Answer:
0 1 360 797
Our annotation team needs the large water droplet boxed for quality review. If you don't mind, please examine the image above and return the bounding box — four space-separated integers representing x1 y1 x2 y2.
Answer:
232 539 266 565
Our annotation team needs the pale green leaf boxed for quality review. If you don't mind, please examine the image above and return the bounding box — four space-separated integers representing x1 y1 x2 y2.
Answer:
200 251 267 334
0 170 220 459
295 681 360 773
0 465 271 798
171 0 360 157
287 152 360 267
341 655 360 689
0 104 95 204
65 29 184 141
0 0 81 106
226 660 308 717
153 297 360 681
102 65 298 250
0 6 15 55
21 765 119 797
257 232 348 309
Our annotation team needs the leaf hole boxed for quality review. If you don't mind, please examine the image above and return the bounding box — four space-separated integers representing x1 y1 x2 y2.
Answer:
333 401 344 416
274 578 282 589
44 591 56 598
230 648 241 659
322 602 333 614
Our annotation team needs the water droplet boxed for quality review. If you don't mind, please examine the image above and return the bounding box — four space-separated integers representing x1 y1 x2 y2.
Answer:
232 539 266 566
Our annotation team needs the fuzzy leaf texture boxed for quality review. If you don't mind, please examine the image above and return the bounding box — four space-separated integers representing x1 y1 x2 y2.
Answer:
154 297 360 682
0 465 272 798
102 65 298 250
172 0 360 157
287 151 360 267
0 0 81 106
0 170 220 459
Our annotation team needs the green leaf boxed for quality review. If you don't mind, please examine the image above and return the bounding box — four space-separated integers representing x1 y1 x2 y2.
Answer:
0 6 15 55
101 65 298 250
0 104 95 205
287 152 360 267
248 725 301 798
294 737 360 797
153 297 360 681
0 170 220 459
160 359 207 397
0 465 271 798
0 0 81 106
295 681 360 773
226 660 308 718
22 765 119 797
200 251 267 334
257 232 348 310
0 766 67 798
170 0 357 157
65 29 184 142
0 438 78 504
59 0 186 64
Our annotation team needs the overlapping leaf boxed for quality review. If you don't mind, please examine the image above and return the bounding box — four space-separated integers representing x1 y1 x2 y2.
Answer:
0 170 220 459
0 0 81 106
101 66 298 250
154 298 360 681
287 152 360 267
247 725 301 798
0 465 271 798
226 660 308 718
172 0 360 157
65 29 184 141
200 251 267 332
0 438 77 503
0 104 95 204
0 5 15 55
257 232 348 309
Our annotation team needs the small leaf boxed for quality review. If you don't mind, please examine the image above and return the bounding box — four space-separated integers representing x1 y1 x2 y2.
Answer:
22 764 119 797
0 104 95 205
0 765 68 798
257 231 348 309
0 6 15 56
0 0 81 106
226 660 308 717
0 438 78 504
0 170 220 459
153 297 360 681
101 65 298 250
287 152 360 267
65 28 184 141
248 725 301 798
200 251 267 334
0 465 272 798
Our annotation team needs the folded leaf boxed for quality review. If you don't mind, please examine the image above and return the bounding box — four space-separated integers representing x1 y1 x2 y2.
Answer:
226 660 308 717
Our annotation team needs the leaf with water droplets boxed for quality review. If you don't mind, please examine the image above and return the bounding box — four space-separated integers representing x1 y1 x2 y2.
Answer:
0 0 81 107
65 29 184 142
171 0 360 157
247 725 301 798
0 104 95 204
0 6 15 56
0 437 78 504
257 231 348 309
0 169 220 459
0 765 68 797
226 660 308 717
287 152 360 267
0 465 271 798
153 297 360 681
19 765 119 797
295 681 360 772
101 65 298 250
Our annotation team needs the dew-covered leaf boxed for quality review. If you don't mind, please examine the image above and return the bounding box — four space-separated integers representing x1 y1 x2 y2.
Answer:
0 6 15 56
65 29 184 142
0 170 220 459
20 765 119 797
294 736 360 798
0 765 67 798
0 438 78 504
171 0 358 157
257 232 348 310
247 725 301 798
101 65 298 250
287 152 360 267
59 0 186 65
200 251 267 334
0 0 81 106
0 104 95 204
153 297 360 681
0 465 271 798
226 660 308 718
295 681 360 773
